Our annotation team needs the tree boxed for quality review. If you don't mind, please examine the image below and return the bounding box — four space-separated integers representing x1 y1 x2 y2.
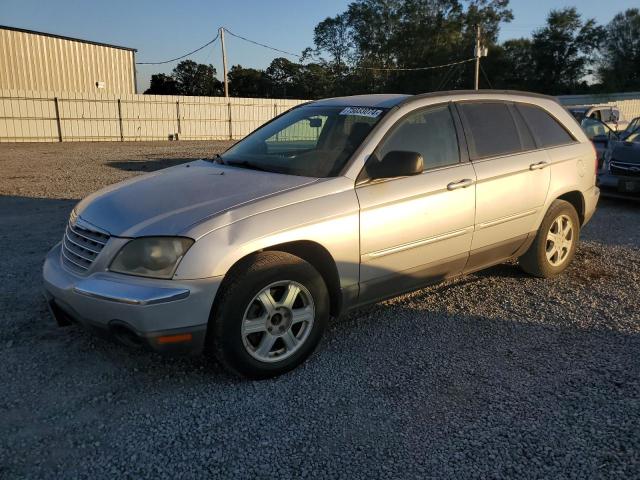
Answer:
309 0 514 94
265 58 302 98
313 13 352 72
172 60 223 96
227 65 272 98
144 60 223 96
598 9 640 91
145 73 179 95
529 8 603 94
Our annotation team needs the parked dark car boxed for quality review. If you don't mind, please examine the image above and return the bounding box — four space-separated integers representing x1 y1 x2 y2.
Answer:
597 118 640 197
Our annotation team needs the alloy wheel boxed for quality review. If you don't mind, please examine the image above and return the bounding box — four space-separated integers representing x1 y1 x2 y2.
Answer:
545 214 574 267
241 280 315 363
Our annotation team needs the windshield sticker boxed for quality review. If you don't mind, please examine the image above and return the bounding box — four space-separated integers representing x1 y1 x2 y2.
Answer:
340 107 383 118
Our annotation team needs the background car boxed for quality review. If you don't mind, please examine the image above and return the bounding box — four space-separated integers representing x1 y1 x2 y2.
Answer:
599 118 640 197
568 105 629 131
580 117 619 169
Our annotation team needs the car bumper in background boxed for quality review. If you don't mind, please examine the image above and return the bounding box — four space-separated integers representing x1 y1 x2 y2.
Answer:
42 243 221 355
598 173 640 197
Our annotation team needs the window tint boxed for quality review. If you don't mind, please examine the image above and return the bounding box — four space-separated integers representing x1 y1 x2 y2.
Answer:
458 102 522 159
378 106 459 170
517 104 574 148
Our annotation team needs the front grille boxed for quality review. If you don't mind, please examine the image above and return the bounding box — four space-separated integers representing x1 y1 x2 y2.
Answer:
61 220 110 273
610 161 640 177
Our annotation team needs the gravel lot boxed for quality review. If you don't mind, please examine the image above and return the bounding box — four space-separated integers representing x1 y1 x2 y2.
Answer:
1 142 639 479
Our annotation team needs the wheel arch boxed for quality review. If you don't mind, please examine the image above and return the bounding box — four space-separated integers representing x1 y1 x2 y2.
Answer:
556 190 585 225
213 240 344 319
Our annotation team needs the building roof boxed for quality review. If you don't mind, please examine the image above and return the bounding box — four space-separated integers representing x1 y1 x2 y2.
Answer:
0 25 137 52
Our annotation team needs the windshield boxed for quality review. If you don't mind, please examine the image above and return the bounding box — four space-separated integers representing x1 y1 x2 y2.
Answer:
581 117 617 140
220 105 388 177
568 108 588 122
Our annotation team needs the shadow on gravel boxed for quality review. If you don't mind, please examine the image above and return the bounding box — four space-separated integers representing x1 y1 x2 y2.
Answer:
107 158 206 172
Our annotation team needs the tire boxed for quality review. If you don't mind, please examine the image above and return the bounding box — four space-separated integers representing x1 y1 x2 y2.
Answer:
519 199 580 278
208 251 329 379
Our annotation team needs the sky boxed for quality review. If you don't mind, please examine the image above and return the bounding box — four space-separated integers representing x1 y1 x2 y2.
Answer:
1 0 636 92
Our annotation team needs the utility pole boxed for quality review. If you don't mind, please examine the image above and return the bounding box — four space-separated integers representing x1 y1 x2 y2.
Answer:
220 27 229 98
474 25 481 90
474 25 488 90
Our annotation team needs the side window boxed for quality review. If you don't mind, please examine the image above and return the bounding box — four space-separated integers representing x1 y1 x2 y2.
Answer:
517 104 575 148
458 102 522 159
377 105 460 170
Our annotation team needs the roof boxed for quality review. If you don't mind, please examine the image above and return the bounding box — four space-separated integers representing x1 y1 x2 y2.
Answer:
0 25 137 52
310 90 559 109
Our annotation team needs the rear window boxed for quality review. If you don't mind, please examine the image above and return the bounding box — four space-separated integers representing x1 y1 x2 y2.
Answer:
517 104 574 148
458 102 522 159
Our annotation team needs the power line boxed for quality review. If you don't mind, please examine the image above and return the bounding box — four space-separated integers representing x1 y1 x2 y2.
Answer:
357 57 475 72
223 27 301 59
136 34 219 65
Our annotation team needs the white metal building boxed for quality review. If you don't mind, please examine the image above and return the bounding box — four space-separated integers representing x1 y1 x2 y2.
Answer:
0 25 137 94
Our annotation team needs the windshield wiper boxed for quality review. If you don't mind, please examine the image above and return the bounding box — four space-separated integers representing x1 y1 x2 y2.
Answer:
224 160 270 172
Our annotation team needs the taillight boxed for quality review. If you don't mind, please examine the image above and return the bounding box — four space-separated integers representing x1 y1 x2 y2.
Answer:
590 142 598 174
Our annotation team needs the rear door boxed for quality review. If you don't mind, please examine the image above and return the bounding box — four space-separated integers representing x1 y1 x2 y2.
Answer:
456 101 550 270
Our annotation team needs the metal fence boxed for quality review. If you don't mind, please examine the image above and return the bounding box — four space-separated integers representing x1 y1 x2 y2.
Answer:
0 89 306 142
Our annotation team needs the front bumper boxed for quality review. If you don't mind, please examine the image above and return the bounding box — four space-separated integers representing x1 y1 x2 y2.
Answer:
43 243 222 355
598 173 640 197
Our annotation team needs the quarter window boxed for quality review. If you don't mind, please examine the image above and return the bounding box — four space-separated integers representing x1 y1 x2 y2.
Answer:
517 104 574 148
458 102 522 159
377 105 460 170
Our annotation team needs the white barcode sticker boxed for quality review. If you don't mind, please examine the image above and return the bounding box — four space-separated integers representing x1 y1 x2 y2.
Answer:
339 107 383 118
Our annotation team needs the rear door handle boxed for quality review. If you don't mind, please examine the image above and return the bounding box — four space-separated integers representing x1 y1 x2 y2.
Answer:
529 161 549 170
447 178 475 190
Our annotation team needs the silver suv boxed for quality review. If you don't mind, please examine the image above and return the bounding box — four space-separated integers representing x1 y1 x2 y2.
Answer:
43 91 600 378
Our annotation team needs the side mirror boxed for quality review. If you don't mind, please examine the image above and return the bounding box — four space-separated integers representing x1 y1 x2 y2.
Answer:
366 151 424 180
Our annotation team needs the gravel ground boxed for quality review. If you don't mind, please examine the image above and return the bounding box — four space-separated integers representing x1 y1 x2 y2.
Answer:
1 142 639 479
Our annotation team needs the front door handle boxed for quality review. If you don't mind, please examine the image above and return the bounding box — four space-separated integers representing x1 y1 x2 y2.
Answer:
447 178 475 190
529 161 549 170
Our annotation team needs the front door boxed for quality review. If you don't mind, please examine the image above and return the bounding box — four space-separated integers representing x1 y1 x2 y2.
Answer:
355 104 476 304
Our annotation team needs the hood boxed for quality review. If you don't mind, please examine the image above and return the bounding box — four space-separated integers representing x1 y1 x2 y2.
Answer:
75 160 316 237
610 141 640 165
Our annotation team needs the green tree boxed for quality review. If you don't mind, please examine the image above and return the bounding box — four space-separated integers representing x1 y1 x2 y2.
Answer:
228 65 272 97
172 60 223 96
598 8 640 92
529 7 603 94
144 73 179 95
145 60 223 96
313 13 352 73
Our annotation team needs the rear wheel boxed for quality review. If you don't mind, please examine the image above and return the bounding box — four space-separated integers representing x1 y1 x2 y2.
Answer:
209 251 329 379
519 200 580 278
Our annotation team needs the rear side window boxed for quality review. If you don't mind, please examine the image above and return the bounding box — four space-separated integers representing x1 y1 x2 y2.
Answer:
378 105 460 170
517 104 574 148
458 102 522 159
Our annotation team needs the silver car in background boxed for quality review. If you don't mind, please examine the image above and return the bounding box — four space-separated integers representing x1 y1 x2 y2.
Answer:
43 90 599 378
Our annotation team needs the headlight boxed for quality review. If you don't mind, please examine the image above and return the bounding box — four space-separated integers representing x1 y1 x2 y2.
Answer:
110 237 194 279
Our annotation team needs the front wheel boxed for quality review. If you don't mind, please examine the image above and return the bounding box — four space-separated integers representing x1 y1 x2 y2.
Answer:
519 199 580 278
208 251 329 379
